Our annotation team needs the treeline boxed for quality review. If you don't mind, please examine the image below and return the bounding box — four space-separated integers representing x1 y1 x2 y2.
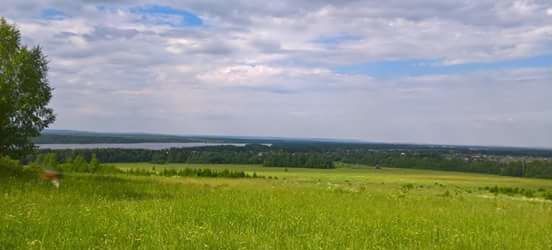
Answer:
0 153 119 180
34 145 268 164
32 153 119 174
28 152 271 179
270 142 552 158
263 152 334 169
127 168 259 179
31 144 552 178
336 151 552 179
32 146 335 169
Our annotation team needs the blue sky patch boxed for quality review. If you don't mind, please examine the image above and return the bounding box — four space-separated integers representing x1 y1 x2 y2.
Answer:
335 54 552 78
130 5 203 27
313 33 362 46
41 8 66 20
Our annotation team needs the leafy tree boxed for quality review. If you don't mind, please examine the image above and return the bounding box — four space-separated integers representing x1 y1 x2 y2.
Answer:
0 18 55 159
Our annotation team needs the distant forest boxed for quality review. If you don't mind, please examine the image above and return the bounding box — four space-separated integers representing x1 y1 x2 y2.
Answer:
33 130 327 145
30 142 552 179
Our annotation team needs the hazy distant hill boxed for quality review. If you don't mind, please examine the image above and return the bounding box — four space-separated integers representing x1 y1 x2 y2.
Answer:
35 130 200 144
34 129 345 145
34 130 552 158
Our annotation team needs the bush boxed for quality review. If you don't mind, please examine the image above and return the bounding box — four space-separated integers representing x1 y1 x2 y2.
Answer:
0 156 22 177
485 186 543 199
0 156 38 178
33 153 121 174
126 167 256 179
523 189 535 198
94 164 121 174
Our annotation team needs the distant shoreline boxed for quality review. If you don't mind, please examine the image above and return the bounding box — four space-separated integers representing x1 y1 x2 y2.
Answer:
37 142 251 150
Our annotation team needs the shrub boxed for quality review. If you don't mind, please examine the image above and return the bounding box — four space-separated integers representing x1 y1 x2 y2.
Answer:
0 156 39 178
401 183 414 191
485 186 542 199
0 156 23 177
94 164 121 174
127 168 256 179
523 189 535 198
47 154 121 174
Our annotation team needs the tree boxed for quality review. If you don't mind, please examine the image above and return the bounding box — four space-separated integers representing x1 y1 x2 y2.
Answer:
0 18 55 159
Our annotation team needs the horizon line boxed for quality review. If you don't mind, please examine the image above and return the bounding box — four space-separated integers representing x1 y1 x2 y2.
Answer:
42 128 552 151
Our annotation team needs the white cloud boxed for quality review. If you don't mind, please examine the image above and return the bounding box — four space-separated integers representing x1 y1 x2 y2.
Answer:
197 64 332 87
1 0 552 147
198 65 284 85
166 38 199 54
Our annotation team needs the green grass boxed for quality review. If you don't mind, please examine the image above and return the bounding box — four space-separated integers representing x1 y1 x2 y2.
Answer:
2 163 552 249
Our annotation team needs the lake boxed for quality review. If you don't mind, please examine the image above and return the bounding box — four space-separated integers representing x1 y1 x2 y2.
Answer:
37 143 248 150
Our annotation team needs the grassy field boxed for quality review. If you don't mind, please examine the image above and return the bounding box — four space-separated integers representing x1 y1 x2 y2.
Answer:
2 163 552 249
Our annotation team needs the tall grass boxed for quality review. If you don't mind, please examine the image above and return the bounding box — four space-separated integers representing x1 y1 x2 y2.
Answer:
1 164 552 249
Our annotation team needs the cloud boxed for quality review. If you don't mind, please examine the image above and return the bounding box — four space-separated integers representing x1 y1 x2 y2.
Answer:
1 0 552 147
197 64 332 88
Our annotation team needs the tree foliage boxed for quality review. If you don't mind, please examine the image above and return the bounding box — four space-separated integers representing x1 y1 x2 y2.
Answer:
34 143 552 178
0 18 55 159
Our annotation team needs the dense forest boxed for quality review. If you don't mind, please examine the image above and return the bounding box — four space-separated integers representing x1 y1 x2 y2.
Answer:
28 142 552 179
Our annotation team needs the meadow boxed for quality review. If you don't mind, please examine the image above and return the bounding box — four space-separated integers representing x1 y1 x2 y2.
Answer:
1 163 552 249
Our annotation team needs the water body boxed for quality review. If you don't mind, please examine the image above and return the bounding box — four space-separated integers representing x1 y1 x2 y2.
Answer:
37 143 248 150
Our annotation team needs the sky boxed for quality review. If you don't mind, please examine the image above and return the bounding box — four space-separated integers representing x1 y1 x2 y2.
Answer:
2 0 552 148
